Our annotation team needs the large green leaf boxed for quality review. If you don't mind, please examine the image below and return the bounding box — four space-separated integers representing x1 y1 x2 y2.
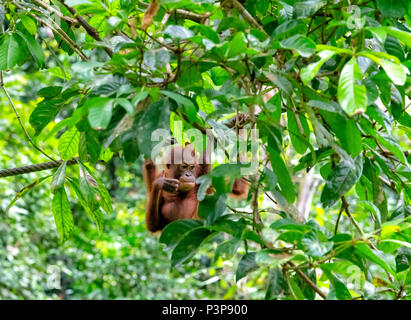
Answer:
215 237 242 260
358 51 408 86
19 14 37 35
226 32 247 58
88 99 113 130
52 187 74 242
354 243 395 276
78 163 101 212
376 0 406 18
0 33 21 70
198 194 227 225
137 99 170 157
268 148 296 203
144 48 170 71
15 30 44 68
383 27 411 48
58 127 80 160
51 161 67 194
301 50 336 84
29 101 63 136
160 219 203 248
236 252 259 281
287 108 310 154
302 232 334 258
321 265 352 300
164 25 194 41
337 57 367 115
265 267 286 299
171 227 213 266
321 155 363 208
160 90 197 123
280 34 316 58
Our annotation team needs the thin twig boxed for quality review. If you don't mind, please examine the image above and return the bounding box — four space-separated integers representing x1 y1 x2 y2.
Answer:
13 1 88 61
230 0 268 36
31 0 78 25
138 1 210 23
0 72 56 162
59 0 113 57
287 262 327 299
341 196 378 251
334 200 345 235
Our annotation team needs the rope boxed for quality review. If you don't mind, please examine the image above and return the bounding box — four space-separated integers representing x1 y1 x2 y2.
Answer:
0 158 78 178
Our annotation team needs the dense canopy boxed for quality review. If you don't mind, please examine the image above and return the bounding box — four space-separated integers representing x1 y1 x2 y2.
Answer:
0 0 410 300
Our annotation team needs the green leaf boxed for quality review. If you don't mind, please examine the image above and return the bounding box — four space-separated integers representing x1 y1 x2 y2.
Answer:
78 131 100 163
88 99 113 130
294 0 326 18
15 30 45 68
383 27 411 48
197 25 219 43
115 98 133 114
338 57 367 115
354 243 395 276
0 33 21 70
321 155 363 208
376 0 406 18
265 267 286 299
161 91 197 123
280 34 316 58
78 163 101 212
144 48 170 70
210 67 230 85
358 51 408 86
236 252 258 281
164 25 194 41
58 127 80 160
52 187 74 242
95 176 112 214
302 232 334 258
131 90 149 106
395 246 411 273
301 50 336 84
171 227 212 266
270 218 312 232
68 177 103 232
287 108 310 154
6 176 51 214
38 86 62 98
344 120 362 157
196 175 212 202
160 219 204 248
51 161 67 194
137 99 170 157
29 101 63 135
226 32 247 58
376 133 407 164
215 237 242 260
321 265 352 300
264 72 292 95
198 194 227 225
85 208 105 234
268 148 296 203
19 14 37 35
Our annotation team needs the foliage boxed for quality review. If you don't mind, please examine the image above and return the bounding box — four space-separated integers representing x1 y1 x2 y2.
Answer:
0 0 410 299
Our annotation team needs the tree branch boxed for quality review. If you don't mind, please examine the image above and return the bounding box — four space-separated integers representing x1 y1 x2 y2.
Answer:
59 0 113 57
287 262 327 299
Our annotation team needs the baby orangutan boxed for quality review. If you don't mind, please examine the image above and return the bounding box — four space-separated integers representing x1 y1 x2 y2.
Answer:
143 144 248 232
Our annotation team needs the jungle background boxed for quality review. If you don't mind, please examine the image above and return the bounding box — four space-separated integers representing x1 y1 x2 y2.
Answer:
0 0 410 300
